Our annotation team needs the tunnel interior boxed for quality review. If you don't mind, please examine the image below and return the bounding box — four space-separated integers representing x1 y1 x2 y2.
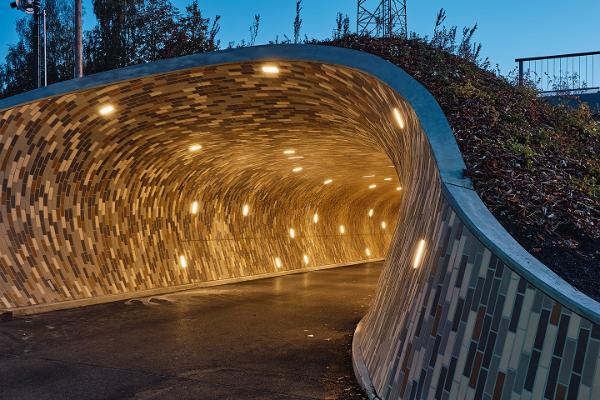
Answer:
0 60 439 309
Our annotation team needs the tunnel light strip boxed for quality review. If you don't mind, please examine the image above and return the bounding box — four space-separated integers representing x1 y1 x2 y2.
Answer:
303 255 309 265
191 201 199 215
242 204 250 216
369 184 377 189
289 228 296 239
179 255 187 268
323 179 333 185
313 213 319 224
262 65 280 74
293 167 303 173
384 178 392 181
393 107 405 129
189 144 203 152
283 149 295 154
396 186 403 191
381 221 387 229
413 239 426 268
275 257 282 268
339 225 346 234
98 104 115 116
366 248 371 257
369 209 374 217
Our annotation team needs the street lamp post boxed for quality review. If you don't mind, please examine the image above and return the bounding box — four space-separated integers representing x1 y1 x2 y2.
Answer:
10 0 47 88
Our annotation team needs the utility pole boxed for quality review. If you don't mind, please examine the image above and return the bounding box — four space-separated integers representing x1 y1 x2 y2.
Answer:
74 0 83 78
357 0 407 38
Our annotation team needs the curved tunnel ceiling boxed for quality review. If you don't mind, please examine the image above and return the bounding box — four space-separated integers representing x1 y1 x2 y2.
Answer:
2 44 600 399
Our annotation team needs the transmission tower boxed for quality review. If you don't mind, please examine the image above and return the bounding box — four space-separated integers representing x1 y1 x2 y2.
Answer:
357 0 407 38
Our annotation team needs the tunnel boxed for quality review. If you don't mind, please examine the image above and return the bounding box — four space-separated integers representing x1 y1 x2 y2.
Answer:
1 45 599 399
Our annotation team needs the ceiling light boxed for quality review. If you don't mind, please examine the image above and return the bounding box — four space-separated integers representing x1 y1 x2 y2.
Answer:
293 167 303 173
384 178 392 181
99 104 115 115
369 184 377 189
289 228 296 239
339 225 346 234
303 255 309 265
191 201 199 214
323 179 333 185
413 239 426 268
365 248 371 257
363 175 375 178
189 144 202 151
288 156 304 160
393 107 405 129
381 221 387 229
179 255 187 268
313 213 319 224
396 186 403 191
242 204 250 216
283 149 295 154
368 209 374 217
262 65 280 74
275 257 282 268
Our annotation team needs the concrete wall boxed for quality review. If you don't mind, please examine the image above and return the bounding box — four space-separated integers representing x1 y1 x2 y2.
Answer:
1 45 599 399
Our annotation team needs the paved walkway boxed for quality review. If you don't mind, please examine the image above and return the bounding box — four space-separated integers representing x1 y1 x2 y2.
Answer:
0 262 382 400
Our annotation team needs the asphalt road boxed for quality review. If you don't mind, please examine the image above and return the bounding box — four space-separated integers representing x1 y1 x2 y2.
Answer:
0 262 382 400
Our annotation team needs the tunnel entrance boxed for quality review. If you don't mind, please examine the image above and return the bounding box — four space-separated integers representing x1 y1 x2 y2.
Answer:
0 60 419 311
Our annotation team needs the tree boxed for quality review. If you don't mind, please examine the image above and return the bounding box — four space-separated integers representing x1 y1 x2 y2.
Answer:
0 17 35 97
293 0 302 44
173 0 220 56
249 14 260 46
138 0 179 61
333 13 350 40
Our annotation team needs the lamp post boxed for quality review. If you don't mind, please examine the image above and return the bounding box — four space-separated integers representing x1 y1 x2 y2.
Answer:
10 0 47 88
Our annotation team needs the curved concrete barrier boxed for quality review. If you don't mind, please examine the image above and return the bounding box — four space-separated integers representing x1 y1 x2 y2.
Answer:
1 45 599 399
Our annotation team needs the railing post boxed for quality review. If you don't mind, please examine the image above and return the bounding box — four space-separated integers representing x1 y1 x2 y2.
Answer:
518 60 524 86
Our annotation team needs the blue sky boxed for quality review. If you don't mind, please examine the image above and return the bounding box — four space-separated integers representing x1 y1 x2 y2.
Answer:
1 0 599 75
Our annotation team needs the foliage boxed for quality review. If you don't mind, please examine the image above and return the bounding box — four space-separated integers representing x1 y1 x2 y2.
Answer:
293 1 302 44
1 0 220 95
0 0 73 96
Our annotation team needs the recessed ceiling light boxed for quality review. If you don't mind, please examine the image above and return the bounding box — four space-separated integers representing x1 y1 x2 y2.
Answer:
289 228 296 239
179 255 187 268
339 225 346 234
189 144 202 152
99 104 115 115
313 213 319 223
381 221 387 229
369 184 377 189
323 179 333 185
384 177 392 181
275 257 282 268
365 248 371 257
368 209 374 217
288 156 304 160
293 167 303 173
191 201 199 214
303 254 309 265
283 149 295 154
393 107 405 129
396 186 403 191
262 65 280 74
242 204 250 216
363 175 375 178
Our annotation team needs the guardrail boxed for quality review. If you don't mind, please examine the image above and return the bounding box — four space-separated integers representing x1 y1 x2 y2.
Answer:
516 51 600 95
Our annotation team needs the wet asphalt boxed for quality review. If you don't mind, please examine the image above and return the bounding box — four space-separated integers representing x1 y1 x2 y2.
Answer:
0 262 382 400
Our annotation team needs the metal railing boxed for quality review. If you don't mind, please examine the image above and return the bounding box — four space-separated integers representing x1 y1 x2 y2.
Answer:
516 51 600 95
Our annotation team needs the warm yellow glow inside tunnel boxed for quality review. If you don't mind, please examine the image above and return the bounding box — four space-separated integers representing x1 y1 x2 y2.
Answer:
0 61 436 309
